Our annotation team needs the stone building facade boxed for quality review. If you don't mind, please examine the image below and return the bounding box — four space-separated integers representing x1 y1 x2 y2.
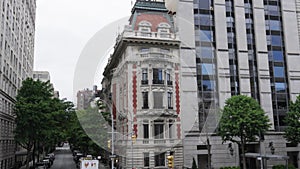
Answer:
0 0 37 168
102 1 188 168
77 89 94 110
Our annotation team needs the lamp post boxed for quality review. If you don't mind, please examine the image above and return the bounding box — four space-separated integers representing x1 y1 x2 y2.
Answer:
128 114 135 169
131 121 134 169
97 99 114 169
259 130 264 169
111 108 114 169
118 111 135 169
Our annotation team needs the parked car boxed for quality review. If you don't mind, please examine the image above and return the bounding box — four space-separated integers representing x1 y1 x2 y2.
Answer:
35 161 48 169
44 155 54 166
72 150 80 156
42 157 52 167
36 159 50 169
73 153 84 163
47 153 55 161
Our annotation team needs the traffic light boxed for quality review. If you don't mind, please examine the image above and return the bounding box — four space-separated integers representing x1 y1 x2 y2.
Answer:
107 140 111 149
131 134 137 144
167 155 174 168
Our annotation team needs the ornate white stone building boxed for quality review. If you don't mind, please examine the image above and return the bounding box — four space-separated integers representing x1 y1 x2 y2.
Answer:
102 1 189 168
0 0 36 168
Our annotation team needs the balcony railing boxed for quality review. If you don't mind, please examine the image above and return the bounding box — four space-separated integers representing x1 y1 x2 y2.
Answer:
154 139 166 144
153 79 164 85
141 80 148 85
140 139 177 145
116 138 177 146
140 52 173 60
142 106 149 109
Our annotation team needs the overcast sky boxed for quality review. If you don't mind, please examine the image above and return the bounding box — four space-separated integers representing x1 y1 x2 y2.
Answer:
34 0 132 101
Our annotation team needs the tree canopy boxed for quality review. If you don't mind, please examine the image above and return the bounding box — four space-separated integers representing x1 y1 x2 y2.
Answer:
218 95 270 169
66 99 112 163
284 95 300 144
14 78 75 169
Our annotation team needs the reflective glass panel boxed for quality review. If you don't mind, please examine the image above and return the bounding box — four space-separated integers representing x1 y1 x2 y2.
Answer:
202 80 215 91
269 20 281 31
202 63 214 75
271 35 282 46
200 30 213 42
274 66 285 77
199 0 210 10
275 82 285 92
200 47 213 58
272 51 284 61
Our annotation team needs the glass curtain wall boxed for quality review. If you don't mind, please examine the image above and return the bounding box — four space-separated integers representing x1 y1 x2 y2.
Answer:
194 0 217 130
264 0 289 131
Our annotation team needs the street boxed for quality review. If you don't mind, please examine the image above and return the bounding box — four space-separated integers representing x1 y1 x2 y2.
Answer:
51 149 77 169
51 144 108 169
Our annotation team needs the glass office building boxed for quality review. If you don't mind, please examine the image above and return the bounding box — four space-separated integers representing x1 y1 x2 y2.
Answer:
183 0 300 168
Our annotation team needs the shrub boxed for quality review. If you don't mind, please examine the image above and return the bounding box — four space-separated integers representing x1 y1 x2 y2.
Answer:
272 164 296 169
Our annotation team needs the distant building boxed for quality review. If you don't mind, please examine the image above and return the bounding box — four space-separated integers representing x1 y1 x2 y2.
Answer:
33 71 50 82
53 91 60 99
77 89 94 110
33 71 59 98
0 0 37 168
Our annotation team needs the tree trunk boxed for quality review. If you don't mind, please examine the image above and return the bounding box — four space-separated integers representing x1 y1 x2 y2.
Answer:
43 145 45 157
25 149 31 169
32 141 36 167
37 142 40 162
241 143 247 169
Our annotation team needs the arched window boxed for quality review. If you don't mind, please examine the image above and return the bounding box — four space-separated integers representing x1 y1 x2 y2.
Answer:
157 22 171 38
138 21 152 37
138 21 152 32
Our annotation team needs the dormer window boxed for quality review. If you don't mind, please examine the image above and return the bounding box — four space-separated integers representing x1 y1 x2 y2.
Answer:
157 22 171 38
138 21 152 37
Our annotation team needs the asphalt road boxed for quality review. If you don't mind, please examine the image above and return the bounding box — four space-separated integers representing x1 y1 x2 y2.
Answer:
51 149 77 169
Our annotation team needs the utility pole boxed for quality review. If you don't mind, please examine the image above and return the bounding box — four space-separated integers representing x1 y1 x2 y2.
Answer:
131 122 134 169
111 108 114 169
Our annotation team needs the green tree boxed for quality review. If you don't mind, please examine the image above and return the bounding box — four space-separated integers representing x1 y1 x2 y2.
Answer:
67 106 109 158
284 95 300 144
218 95 270 169
14 78 76 169
37 99 75 156
14 78 53 169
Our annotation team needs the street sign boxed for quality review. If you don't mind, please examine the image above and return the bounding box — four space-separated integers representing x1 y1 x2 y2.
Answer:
109 155 117 158
80 160 99 169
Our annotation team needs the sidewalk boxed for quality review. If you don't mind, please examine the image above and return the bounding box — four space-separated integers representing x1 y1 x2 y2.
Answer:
99 162 109 169
19 161 34 169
